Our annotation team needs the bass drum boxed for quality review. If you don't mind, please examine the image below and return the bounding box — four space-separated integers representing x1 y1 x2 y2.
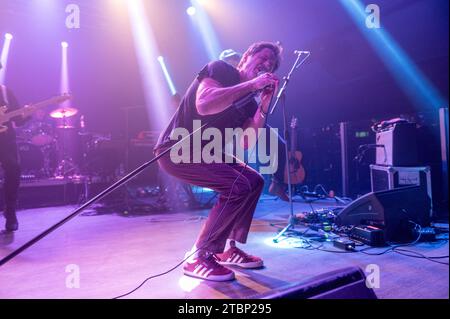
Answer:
30 122 55 146
17 142 45 178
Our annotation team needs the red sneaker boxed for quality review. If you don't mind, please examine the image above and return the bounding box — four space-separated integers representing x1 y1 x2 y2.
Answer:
183 253 235 281
216 246 263 269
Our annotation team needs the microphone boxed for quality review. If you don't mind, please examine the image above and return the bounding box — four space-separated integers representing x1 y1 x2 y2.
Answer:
257 71 275 93
232 71 275 110
294 50 310 55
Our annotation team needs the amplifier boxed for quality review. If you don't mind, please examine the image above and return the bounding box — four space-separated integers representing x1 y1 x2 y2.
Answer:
127 141 159 185
370 164 433 216
0 178 80 209
375 121 419 166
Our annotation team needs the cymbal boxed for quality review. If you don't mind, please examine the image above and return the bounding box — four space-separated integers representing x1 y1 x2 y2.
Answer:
50 107 78 119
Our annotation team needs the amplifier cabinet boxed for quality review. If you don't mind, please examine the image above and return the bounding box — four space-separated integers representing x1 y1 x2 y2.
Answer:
370 164 433 216
375 122 418 166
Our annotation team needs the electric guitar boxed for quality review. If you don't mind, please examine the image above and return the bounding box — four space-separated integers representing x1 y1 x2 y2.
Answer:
0 93 71 133
284 116 306 185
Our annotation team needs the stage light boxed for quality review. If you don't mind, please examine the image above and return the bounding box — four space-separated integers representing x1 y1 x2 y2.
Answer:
340 0 447 109
188 0 222 60
60 40 70 107
157 56 177 96
186 6 196 16
0 33 13 83
127 0 172 130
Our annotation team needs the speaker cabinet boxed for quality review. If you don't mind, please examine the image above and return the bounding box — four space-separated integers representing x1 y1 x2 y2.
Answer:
127 141 159 186
257 267 377 299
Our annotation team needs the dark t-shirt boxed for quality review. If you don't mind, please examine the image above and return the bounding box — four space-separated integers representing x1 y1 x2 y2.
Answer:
0 85 20 147
154 61 258 156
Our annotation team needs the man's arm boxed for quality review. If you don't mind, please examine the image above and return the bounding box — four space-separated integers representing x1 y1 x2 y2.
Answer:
195 73 278 116
241 80 279 150
196 78 255 116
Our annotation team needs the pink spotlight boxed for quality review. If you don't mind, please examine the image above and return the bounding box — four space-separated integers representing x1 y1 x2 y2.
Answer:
61 41 69 48
4 33 13 40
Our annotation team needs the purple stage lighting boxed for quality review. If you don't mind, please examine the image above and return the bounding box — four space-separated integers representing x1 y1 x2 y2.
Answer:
157 56 177 96
188 0 221 60
60 40 70 107
340 0 447 109
0 33 13 83
127 0 172 130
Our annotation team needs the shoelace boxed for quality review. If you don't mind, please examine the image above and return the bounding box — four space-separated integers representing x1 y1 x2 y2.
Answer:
203 253 222 267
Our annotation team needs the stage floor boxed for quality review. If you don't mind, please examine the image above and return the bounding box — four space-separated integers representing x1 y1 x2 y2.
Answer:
0 196 448 299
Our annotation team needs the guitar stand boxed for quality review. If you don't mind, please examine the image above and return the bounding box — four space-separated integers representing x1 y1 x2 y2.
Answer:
271 51 311 243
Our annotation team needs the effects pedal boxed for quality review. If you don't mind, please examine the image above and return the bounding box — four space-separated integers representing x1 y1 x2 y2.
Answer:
350 225 386 246
333 238 356 251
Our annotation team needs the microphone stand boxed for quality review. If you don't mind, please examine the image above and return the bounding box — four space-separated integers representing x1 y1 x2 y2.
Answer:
0 55 309 266
0 120 210 267
271 51 311 243
0 90 270 267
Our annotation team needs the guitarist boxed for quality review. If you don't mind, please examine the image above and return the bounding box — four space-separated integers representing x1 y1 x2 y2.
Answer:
0 61 28 231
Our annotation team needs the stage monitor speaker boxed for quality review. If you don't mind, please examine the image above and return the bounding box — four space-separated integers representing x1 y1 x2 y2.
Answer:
257 267 377 299
335 185 431 242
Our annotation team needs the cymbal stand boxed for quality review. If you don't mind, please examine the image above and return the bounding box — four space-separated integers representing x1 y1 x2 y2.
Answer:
55 114 76 178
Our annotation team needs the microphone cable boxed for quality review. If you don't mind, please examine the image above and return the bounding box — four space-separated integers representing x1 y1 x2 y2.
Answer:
113 89 275 299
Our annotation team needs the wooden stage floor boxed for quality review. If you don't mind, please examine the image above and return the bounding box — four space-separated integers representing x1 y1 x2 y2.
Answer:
0 196 448 299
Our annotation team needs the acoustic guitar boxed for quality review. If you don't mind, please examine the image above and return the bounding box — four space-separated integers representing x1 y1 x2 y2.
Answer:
284 116 306 185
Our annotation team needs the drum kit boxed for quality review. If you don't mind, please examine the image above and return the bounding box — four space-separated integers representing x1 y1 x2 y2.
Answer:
16 105 123 181
17 106 82 179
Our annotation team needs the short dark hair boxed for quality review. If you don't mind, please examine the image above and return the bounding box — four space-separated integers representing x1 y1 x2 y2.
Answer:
238 41 283 72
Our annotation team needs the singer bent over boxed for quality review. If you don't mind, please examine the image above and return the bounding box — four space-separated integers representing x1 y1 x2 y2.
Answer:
154 42 282 281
